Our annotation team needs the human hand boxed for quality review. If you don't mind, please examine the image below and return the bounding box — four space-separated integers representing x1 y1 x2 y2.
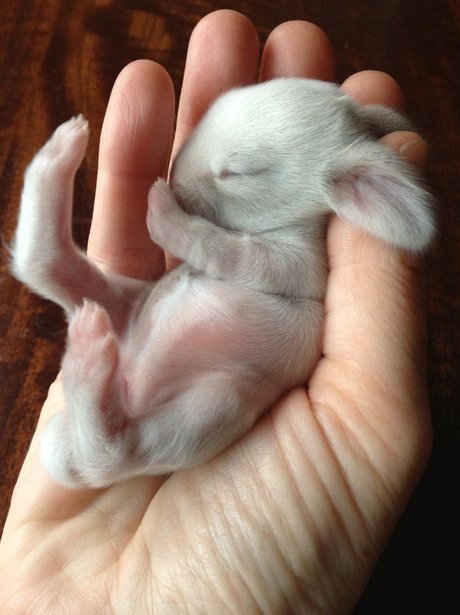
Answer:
0 10 431 614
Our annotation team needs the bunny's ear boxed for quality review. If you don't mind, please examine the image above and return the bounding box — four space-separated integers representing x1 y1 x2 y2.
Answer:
325 142 435 252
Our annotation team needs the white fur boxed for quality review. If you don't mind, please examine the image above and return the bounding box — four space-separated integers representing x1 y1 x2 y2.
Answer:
10 79 435 487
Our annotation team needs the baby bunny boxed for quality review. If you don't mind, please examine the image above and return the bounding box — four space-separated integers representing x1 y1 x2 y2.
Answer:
11 78 435 487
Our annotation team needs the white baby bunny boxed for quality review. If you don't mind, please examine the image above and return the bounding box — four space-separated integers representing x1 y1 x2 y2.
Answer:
11 78 435 487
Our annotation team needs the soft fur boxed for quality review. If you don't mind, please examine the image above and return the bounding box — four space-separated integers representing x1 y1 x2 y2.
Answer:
10 78 435 487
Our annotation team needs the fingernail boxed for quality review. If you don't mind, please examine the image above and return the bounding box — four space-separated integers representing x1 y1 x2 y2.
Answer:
399 138 428 170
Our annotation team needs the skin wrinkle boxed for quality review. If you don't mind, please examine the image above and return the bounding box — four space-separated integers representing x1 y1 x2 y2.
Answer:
240 455 303 611
168 532 227 614
263 412 333 611
206 480 267 611
97 62 175 179
308 374 381 501
54 512 116 581
116 540 153 615
297 440 382 610
264 419 328 611
280 402 370 598
29 544 86 614
291 421 368 567
198 504 242 610
183 495 227 589
90 179 160 274
93 507 126 563
118 91 135 156
310 386 407 537
166 488 221 604
182 442 300 612
144 511 185 612
322 261 421 372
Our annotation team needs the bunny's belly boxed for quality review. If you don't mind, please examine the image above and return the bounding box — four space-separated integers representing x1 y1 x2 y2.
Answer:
119 266 323 418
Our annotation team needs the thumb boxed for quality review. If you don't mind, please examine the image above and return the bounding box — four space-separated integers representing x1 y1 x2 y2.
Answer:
325 132 429 372
311 132 432 473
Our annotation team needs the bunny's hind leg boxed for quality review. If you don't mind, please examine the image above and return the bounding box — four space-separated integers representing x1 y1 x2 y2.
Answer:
41 300 132 488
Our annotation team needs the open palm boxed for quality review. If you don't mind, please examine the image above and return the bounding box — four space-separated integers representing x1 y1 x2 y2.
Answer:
0 12 431 614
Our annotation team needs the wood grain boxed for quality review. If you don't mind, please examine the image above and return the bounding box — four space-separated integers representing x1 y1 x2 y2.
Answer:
1 1 459 612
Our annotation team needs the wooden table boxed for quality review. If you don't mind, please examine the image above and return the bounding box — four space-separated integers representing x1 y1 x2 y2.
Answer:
1 1 459 612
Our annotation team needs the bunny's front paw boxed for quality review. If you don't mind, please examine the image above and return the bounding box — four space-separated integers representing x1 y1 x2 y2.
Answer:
147 178 185 251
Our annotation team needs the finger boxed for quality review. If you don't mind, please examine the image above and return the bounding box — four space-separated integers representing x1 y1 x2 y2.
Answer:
326 71 428 338
318 215 431 457
88 60 175 280
325 128 428 276
166 10 259 270
341 69 406 109
260 21 335 81
335 71 429 266
172 10 259 157
337 70 429 261
381 131 428 170
313 72 432 449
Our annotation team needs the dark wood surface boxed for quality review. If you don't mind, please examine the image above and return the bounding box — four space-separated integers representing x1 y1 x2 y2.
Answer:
1 1 459 612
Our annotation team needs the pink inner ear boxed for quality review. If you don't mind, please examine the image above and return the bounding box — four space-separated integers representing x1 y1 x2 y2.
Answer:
334 163 408 213
356 171 421 227
332 168 373 211
329 159 434 252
